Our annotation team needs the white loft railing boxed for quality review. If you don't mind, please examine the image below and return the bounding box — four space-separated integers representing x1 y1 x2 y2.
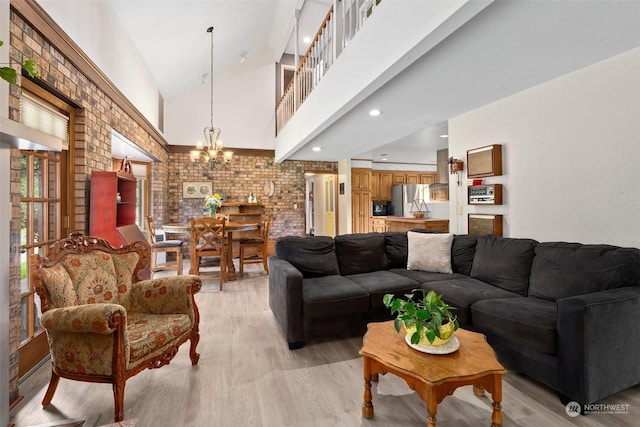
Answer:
276 0 382 135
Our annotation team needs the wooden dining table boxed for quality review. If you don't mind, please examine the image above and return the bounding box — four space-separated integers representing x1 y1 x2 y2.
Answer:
163 221 259 281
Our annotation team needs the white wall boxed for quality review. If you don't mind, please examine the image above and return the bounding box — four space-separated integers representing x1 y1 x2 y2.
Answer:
164 49 275 148
338 159 350 235
449 48 640 248
38 0 161 129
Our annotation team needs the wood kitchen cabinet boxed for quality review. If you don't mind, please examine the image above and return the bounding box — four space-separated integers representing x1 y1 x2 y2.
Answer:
392 171 430 185
371 171 393 201
392 173 407 185
420 173 436 184
90 170 137 246
352 168 372 233
352 168 371 190
351 191 372 234
371 217 387 233
405 172 419 184
384 217 449 233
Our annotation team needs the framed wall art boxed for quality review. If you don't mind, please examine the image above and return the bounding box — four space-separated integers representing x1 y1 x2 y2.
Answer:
468 214 503 237
182 181 213 199
467 144 502 178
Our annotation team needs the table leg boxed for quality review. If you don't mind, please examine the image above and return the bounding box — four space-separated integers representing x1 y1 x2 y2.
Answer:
226 231 237 281
362 357 374 419
490 375 503 427
427 394 437 427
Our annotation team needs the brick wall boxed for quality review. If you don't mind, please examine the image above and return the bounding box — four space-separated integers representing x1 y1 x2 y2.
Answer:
6 9 170 404
166 151 337 239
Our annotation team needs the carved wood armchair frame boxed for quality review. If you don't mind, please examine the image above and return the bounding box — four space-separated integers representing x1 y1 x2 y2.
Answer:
32 233 202 422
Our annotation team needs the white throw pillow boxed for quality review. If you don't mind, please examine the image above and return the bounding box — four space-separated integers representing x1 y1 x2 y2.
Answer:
407 232 454 274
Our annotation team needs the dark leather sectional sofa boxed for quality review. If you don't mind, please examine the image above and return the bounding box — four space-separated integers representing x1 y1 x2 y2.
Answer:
268 231 640 406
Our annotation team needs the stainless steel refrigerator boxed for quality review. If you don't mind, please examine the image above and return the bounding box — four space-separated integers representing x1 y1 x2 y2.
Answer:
391 184 430 217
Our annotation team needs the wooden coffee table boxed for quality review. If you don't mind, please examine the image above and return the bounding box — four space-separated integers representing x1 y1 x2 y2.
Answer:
360 321 506 426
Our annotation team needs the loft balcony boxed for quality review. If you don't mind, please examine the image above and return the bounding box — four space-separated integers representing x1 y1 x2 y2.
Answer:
274 0 492 163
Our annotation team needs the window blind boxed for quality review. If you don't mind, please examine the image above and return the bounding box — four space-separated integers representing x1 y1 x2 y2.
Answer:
20 94 69 149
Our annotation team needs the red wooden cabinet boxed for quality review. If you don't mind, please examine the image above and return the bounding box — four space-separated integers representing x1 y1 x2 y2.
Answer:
90 170 137 246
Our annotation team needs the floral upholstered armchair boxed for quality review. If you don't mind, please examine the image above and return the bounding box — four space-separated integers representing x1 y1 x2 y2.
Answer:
32 233 202 422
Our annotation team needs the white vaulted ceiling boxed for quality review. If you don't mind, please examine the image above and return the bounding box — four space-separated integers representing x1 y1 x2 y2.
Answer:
109 0 332 100
107 0 640 163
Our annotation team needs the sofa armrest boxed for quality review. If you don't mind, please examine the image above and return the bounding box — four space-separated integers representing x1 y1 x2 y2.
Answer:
41 303 126 334
268 256 305 348
557 286 640 404
127 275 202 316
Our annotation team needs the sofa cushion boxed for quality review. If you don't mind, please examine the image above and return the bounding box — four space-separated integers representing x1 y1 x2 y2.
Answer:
390 268 466 284
407 232 454 274
111 252 140 310
470 236 537 296
384 232 408 269
346 271 420 310
420 277 521 326
40 264 78 308
471 297 558 354
62 250 119 305
334 233 388 275
275 236 340 278
452 234 477 275
529 242 640 301
127 312 193 366
302 275 370 318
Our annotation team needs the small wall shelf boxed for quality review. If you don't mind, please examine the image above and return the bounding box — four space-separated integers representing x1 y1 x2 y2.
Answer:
468 184 503 205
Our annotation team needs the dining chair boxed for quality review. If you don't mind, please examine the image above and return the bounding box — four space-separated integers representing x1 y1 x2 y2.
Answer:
190 216 227 290
238 214 270 277
145 216 184 277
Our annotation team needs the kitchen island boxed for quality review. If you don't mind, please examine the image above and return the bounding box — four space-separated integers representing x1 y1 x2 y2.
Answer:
371 216 449 233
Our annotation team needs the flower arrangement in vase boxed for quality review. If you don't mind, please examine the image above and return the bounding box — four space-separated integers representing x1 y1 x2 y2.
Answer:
204 193 223 216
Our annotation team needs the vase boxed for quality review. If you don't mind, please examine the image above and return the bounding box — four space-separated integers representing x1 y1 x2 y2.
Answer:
208 206 217 217
405 321 455 347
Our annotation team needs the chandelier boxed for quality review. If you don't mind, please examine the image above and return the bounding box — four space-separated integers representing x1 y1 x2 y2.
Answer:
191 26 233 169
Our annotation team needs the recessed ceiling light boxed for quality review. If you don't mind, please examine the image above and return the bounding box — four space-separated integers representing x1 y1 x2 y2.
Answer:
369 109 382 117
440 134 448 138
312 146 322 152
303 36 311 44
381 157 388 161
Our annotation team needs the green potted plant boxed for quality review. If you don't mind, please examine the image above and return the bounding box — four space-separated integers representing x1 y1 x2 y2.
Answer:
383 289 459 346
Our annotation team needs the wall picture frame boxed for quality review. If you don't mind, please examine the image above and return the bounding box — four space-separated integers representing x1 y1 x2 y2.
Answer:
183 181 213 199
467 144 502 178
468 214 504 237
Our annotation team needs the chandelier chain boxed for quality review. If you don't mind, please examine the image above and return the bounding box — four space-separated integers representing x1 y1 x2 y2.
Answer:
209 26 214 130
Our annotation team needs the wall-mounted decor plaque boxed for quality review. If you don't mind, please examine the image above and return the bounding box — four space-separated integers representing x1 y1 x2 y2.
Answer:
467 144 502 178
182 181 213 199
468 214 503 237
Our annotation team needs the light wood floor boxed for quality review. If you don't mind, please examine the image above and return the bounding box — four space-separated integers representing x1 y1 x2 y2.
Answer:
9 263 640 427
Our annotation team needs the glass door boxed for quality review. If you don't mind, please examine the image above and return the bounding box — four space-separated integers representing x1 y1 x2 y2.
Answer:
18 149 67 376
